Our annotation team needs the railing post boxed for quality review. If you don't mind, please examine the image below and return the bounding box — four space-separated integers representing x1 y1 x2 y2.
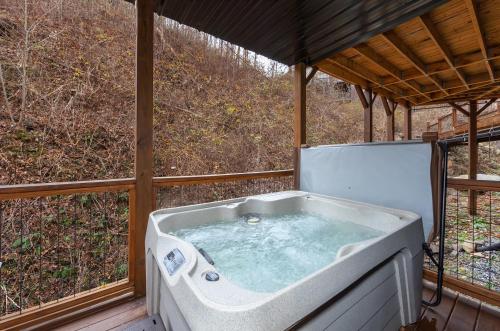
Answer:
135 0 154 297
468 100 478 215
404 101 412 140
294 63 306 190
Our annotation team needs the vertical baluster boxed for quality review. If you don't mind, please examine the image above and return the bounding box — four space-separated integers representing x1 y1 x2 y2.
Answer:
57 195 62 300
472 195 475 284
38 199 42 307
456 189 459 278
73 196 77 296
19 200 23 314
488 191 492 290
89 193 93 291
0 203 3 316
103 192 108 285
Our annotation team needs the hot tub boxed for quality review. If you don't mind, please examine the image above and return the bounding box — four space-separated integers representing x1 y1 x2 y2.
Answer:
145 191 424 330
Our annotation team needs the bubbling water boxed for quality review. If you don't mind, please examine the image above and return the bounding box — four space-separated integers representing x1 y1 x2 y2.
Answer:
172 212 383 293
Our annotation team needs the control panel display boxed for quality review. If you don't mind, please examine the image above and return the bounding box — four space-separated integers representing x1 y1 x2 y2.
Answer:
163 248 185 276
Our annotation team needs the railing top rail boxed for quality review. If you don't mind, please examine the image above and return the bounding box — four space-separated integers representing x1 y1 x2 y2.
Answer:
0 178 136 200
153 169 294 186
447 178 500 192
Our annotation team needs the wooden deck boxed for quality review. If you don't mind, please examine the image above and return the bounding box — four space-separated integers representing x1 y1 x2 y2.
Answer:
53 298 147 331
55 283 499 331
417 282 500 331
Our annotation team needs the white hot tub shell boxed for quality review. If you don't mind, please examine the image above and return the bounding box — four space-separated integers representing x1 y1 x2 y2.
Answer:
145 191 424 331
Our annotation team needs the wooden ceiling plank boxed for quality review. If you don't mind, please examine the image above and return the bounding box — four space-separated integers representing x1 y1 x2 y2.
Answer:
464 0 495 82
353 44 431 101
381 31 448 95
417 14 470 89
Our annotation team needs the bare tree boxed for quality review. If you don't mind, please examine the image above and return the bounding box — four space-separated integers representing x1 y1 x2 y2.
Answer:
0 64 14 123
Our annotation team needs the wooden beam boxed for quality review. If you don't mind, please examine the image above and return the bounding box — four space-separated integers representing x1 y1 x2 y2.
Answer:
383 44 500 87
468 100 478 215
356 86 374 143
418 14 469 89
355 84 369 108
355 85 373 142
317 61 418 104
381 31 448 95
465 0 495 82
134 0 154 297
477 85 500 100
381 96 395 141
353 44 431 101
305 66 318 85
477 98 497 116
327 56 408 98
294 63 306 189
448 102 470 116
403 102 412 140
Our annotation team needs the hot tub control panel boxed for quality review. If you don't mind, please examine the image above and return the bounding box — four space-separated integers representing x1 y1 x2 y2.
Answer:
163 248 185 276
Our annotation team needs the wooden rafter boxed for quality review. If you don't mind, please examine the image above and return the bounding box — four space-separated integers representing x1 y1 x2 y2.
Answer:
477 98 498 116
326 56 407 98
418 14 469 89
396 71 499 101
317 60 417 104
477 85 500 100
381 31 448 95
353 44 431 101
465 0 495 82
382 44 500 87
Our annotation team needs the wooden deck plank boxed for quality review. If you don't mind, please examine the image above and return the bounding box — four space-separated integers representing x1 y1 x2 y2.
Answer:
78 302 146 331
54 298 146 331
419 289 458 331
421 286 436 318
51 283 499 331
444 295 480 331
475 304 500 331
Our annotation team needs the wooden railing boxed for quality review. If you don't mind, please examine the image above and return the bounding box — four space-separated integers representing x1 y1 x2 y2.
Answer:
424 178 500 307
1 170 496 327
0 170 293 330
427 107 500 139
153 170 294 209
0 178 137 330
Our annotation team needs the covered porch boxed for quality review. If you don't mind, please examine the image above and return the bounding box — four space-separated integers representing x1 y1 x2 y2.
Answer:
0 0 499 330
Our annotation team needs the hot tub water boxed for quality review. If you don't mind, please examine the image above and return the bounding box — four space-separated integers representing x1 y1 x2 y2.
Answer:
172 212 383 293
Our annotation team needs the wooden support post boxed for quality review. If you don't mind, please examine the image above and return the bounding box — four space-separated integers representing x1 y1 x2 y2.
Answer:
134 0 154 297
293 63 306 189
404 102 412 140
468 100 478 215
355 85 373 142
381 96 396 141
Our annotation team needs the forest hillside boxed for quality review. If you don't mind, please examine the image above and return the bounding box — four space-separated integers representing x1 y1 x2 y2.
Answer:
0 0 483 185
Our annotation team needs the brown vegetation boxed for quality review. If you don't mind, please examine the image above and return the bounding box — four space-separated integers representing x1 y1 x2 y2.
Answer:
0 0 438 186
